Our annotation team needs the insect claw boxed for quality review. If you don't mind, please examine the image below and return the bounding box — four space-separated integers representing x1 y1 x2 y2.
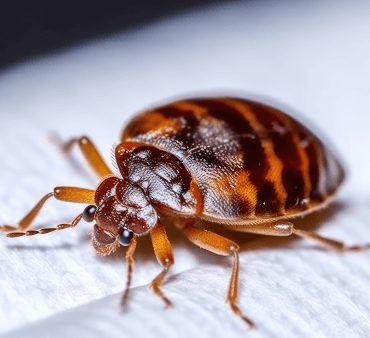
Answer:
347 244 370 252
243 318 257 331
120 290 130 312
163 298 173 309
229 303 256 330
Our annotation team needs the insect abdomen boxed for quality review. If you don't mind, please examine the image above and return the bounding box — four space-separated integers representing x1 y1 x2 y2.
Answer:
122 97 345 223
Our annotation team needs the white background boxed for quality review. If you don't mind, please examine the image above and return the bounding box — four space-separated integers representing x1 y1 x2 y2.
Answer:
0 0 370 337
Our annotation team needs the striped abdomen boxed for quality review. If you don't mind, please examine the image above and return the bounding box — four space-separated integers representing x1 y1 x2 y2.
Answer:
122 97 345 225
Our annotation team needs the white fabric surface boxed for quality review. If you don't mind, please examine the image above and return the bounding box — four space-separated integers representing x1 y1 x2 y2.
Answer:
1 0 370 337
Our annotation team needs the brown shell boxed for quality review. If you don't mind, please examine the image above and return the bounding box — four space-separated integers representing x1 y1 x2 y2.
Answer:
121 97 345 226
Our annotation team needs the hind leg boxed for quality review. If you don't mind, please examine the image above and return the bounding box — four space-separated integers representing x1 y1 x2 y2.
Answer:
225 221 370 252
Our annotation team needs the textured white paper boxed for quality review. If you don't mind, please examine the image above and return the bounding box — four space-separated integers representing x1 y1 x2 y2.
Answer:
1 0 370 337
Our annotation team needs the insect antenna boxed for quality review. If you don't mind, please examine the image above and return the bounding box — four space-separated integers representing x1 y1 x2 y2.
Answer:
4 213 83 238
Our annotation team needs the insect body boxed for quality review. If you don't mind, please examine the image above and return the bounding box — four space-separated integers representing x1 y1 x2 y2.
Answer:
1 97 362 329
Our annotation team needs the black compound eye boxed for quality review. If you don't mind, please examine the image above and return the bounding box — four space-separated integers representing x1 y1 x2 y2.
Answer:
83 205 97 222
119 229 134 246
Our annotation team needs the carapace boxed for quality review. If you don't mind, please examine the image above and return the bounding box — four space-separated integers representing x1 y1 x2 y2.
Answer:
1 97 367 329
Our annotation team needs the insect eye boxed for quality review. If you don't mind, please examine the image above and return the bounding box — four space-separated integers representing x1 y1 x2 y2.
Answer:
119 229 134 246
83 205 97 222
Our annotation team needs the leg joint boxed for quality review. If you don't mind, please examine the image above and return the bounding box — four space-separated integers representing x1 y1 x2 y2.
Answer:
229 244 240 253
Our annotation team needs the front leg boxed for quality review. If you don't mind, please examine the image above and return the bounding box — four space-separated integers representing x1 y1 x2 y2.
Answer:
51 134 113 179
150 219 174 308
121 236 137 309
121 220 174 310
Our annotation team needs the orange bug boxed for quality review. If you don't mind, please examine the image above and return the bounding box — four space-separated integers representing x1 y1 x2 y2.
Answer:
1 97 367 329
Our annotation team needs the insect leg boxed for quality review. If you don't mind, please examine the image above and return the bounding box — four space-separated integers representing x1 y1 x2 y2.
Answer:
223 221 293 236
149 219 174 308
227 221 370 252
0 187 94 236
292 228 370 252
121 236 137 310
51 134 113 179
178 219 256 329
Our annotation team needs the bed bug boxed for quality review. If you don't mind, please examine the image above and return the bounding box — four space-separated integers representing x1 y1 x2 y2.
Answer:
1 97 367 329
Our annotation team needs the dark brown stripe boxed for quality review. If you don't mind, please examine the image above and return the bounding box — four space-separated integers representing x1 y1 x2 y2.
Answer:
298 132 325 203
246 101 307 211
191 98 281 216
255 181 283 215
293 118 328 203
